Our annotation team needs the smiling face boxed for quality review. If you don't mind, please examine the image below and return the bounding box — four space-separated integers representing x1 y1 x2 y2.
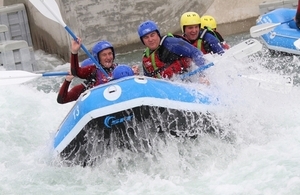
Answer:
98 48 114 68
142 31 161 51
184 24 200 41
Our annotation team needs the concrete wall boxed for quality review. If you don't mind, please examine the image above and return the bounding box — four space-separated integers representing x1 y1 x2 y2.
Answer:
203 0 266 36
3 0 214 61
60 0 214 52
1 0 296 61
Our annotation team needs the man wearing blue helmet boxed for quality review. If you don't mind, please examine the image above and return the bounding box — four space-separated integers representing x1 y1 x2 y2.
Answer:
57 59 136 104
57 38 139 104
57 38 118 104
70 37 117 85
137 20 206 79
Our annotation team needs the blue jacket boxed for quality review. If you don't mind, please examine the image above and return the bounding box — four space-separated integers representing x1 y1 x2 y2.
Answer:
202 32 224 54
162 36 206 67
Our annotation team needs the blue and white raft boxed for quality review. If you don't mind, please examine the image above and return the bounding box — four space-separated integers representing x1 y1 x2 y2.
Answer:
255 8 300 55
54 76 220 165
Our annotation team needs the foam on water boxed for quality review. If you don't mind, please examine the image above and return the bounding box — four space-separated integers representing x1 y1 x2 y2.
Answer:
1 47 300 194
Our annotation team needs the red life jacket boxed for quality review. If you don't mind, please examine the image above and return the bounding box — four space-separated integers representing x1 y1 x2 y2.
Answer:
184 28 219 54
96 64 117 85
191 40 207 54
82 64 117 89
70 53 116 86
206 28 230 50
142 47 191 79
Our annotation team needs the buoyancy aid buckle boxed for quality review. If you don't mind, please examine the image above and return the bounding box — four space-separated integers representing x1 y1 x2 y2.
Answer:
82 71 97 90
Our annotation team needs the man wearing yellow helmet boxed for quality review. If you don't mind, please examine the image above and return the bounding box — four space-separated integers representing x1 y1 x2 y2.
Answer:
200 15 230 49
180 12 224 54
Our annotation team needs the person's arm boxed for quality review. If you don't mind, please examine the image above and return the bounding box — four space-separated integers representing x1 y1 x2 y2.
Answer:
57 81 85 104
57 79 71 104
203 33 224 54
214 31 230 49
69 37 97 79
70 52 80 76
70 37 81 76
70 53 96 79
162 37 206 67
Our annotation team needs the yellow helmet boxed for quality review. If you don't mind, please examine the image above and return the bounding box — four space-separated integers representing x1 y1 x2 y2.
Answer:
180 12 201 33
200 15 217 29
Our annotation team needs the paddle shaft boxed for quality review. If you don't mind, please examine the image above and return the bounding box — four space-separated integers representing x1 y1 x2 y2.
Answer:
42 71 69 77
0 71 68 79
0 70 69 85
30 0 110 78
64 26 99 72
180 38 262 79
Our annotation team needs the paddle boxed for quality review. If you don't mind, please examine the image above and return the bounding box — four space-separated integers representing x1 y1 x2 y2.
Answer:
28 0 110 78
250 19 294 37
180 38 293 92
239 73 293 94
0 71 68 86
180 38 262 79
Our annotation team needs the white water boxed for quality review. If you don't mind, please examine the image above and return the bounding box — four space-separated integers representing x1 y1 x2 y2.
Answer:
1 40 300 194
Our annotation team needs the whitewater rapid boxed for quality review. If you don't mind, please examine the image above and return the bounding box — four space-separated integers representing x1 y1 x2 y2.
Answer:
1 43 300 194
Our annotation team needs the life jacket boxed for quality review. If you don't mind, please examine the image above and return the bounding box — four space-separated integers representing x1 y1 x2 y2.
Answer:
142 34 191 79
82 64 117 90
187 28 214 54
202 27 230 50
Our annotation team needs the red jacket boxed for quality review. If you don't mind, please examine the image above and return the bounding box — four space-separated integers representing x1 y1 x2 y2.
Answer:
142 47 191 79
57 53 116 104
70 53 114 85
57 80 85 104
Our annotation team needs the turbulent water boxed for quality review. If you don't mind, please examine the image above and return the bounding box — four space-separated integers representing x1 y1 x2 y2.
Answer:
1 34 300 195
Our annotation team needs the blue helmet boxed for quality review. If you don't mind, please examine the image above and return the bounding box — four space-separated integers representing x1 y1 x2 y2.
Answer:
112 64 134 80
137 20 160 44
92 40 115 64
80 58 94 67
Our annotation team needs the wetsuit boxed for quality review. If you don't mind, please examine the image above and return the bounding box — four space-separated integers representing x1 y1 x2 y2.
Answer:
57 80 86 104
57 53 115 104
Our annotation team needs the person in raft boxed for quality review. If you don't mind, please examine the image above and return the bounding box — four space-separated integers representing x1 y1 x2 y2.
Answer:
137 20 207 79
57 37 137 104
200 15 230 49
57 60 134 104
180 12 224 54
